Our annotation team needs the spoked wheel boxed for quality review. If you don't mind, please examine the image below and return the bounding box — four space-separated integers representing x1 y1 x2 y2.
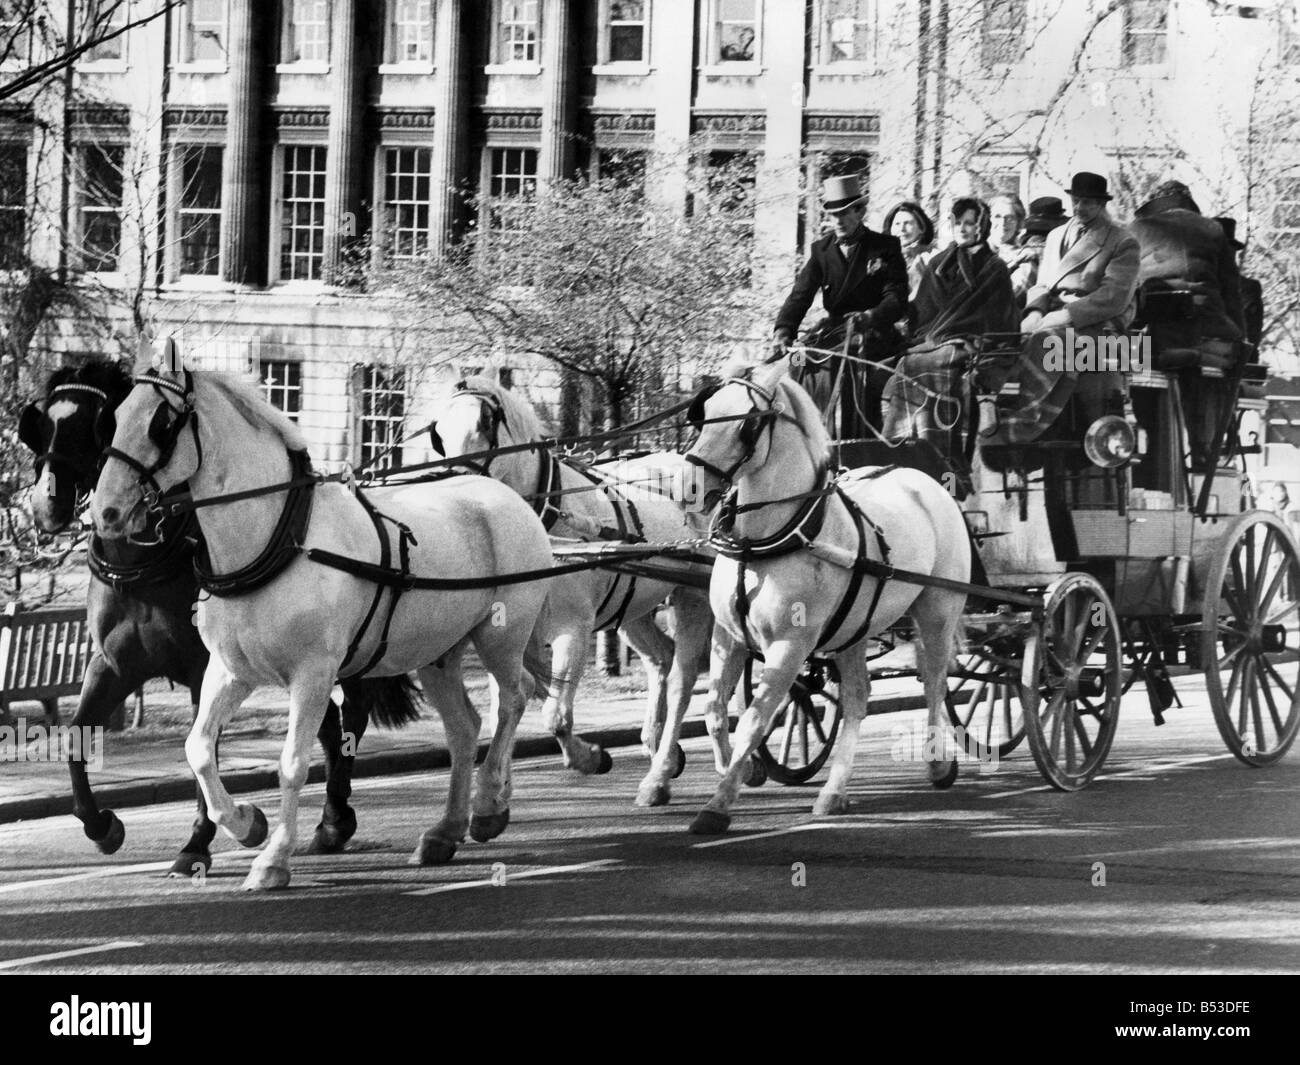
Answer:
742 658 843 785
945 646 1028 761
1022 573 1123 791
1201 511 1300 766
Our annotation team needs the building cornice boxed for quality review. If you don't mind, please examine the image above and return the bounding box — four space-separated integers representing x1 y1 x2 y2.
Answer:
163 105 228 130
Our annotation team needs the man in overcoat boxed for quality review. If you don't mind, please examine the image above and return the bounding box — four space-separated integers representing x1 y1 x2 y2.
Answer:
772 175 910 438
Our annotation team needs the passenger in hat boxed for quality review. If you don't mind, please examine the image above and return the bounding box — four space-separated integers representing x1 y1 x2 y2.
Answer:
773 173 909 438
1129 180 1244 471
982 171 1140 448
881 200 937 298
881 197 1019 473
1217 216 1263 349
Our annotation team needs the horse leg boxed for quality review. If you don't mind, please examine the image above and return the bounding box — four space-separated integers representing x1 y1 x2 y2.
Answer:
411 646 478 865
243 666 334 891
540 623 609 775
620 610 673 761
309 696 364 854
469 618 537 842
67 653 139 855
690 637 813 835
813 641 871 816
185 658 257 847
635 591 711 807
170 663 217 878
912 587 967 789
704 623 748 775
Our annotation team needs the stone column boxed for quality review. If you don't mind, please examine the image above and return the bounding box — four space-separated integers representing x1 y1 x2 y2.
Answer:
539 0 574 185
221 0 264 285
323 0 362 283
430 0 466 255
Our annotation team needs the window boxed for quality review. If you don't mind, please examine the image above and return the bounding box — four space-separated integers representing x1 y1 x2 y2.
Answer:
386 0 433 64
78 145 123 273
260 360 302 421
383 146 432 261
497 0 539 64
0 1 32 65
0 144 24 269
486 147 537 237
714 0 757 63
981 0 1025 67
180 0 225 64
80 1 128 63
1271 176 1300 249
822 0 875 65
282 0 330 64
359 366 407 471
1122 0 1167 67
280 145 327 281
978 167 1022 200
178 146 222 276
596 148 647 194
606 0 646 63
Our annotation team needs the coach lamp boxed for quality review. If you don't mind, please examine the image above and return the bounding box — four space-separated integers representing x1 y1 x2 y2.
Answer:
1083 415 1137 469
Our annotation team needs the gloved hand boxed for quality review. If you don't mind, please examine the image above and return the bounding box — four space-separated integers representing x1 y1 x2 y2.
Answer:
770 332 792 360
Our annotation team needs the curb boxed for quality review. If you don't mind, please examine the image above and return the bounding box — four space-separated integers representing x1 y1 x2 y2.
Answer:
0 691 935 827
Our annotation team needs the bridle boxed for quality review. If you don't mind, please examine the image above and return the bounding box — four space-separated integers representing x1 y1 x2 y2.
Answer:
684 376 787 486
25 383 114 494
428 382 509 475
102 369 203 515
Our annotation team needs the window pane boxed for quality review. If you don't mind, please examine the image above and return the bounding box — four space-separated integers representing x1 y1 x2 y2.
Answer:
717 0 756 62
388 0 432 63
260 360 302 421
384 146 432 262
281 145 327 280
361 366 407 471
185 0 225 62
1122 0 1168 66
82 0 126 62
609 24 643 61
181 146 222 209
0 143 25 269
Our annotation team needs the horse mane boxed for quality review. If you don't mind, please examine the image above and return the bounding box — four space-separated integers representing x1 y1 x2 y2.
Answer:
45 357 133 401
196 372 309 452
457 374 546 444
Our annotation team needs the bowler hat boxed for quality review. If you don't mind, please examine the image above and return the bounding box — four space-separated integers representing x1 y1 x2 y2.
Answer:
822 174 868 213
1066 171 1112 202
1024 196 1067 235
1216 216 1246 250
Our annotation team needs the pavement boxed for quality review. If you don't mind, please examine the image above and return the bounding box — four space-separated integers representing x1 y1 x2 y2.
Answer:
0 649 934 826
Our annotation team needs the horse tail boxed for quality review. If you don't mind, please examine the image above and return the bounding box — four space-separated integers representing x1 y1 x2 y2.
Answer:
339 673 423 729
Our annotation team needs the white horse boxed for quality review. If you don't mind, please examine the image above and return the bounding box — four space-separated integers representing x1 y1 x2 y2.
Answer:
429 378 732 805
684 354 971 833
91 364 553 890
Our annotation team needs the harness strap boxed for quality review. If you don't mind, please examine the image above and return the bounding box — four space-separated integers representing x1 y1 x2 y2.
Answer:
534 452 564 532
571 461 646 632
817 489 893 656
306 548 613 589
734 549 763 662
337 488 396 679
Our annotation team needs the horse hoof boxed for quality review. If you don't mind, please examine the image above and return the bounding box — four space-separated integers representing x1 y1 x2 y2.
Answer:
743 756 768 788
242 864 291 892
813 793 850 817
594 748 613 775
410 834 458 866
671 743 686 780
930 759 959 790
469 809 510 843
236 805 268 848
635 784 671 808
688 809 731 835
93 811 125 856
166 852 211 879
308 821 352 855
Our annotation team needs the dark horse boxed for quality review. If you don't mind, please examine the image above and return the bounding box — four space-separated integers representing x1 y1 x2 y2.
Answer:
19 358 420 875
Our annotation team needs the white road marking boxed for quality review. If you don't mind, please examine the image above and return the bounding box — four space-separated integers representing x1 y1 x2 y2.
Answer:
404 858 620 896
0 852 259 895
691 824 837 849
983 754 1230 798
0 940 143 971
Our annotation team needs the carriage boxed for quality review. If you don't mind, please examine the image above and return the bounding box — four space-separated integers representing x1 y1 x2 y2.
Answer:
718 317 1300 793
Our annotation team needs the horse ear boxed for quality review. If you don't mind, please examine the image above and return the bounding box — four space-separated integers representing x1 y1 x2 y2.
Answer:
688 384 719 430
95 405 116 447
754 355 789 392
18 403 44 453
428 421 444 455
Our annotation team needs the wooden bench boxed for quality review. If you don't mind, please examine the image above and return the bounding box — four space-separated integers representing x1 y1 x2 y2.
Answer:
0 603 142 728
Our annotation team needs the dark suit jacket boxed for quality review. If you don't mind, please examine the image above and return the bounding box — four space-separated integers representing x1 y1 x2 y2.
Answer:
774 229 909 340
1242 275 1263 349
1129 206 1244 340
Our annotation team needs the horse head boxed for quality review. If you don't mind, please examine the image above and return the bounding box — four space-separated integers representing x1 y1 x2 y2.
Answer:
23 358 133 533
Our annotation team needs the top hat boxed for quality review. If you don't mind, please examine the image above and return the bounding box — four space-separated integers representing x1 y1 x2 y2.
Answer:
1066 171 1112 202
821 174 868 213
1216 216 1246 250
1024 196 1067 235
